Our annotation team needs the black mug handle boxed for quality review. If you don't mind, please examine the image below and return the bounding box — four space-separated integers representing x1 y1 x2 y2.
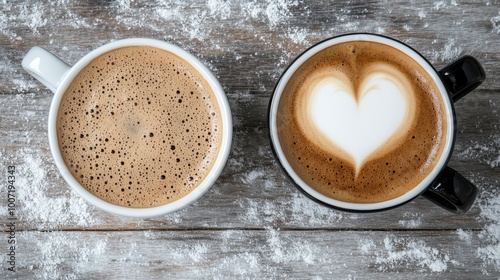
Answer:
423 167 477 214
438 55 486 102
422 56 486 214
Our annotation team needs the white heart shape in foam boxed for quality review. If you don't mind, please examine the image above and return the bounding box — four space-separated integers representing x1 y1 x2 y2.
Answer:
309 72 409 170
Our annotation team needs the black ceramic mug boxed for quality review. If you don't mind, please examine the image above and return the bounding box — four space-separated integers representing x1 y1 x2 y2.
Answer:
268 33 485 213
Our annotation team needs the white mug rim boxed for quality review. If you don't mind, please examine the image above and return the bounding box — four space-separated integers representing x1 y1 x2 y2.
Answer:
48 38 232 218
269 33 455 211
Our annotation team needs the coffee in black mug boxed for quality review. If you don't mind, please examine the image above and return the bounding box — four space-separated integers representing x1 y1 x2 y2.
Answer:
269 33 485 213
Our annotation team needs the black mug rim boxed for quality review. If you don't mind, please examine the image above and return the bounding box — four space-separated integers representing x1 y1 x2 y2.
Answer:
267 32 457 213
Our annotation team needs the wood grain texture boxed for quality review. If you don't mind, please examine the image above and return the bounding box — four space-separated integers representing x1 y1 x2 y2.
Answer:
1 0 499 279
9 230 493 279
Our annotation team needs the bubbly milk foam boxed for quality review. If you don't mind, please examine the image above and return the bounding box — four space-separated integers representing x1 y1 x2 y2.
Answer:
57 46 222 208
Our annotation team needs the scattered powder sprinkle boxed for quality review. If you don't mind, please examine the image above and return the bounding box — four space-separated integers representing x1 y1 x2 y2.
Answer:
194 230 267 278
137 229 321 278
418 9 427 19
240 168 267 184
428 38 463 62
171 243 209 263
456 135 500 168
398 218 422 229
205 252 263 279
161 210 185 224
237 192 343 226
265 227 317 265
289 193 343 225
360 235 456 273
475 182 500 273
208 0 232 20
492 14 500 33
18 2 48 35
286 27 309 45
434 1 447 10
456 229 473 245
4 148 100 229
454 123 500 274
375 26 386 34
264 0 298 28
358 239 376 254
19 231 107 280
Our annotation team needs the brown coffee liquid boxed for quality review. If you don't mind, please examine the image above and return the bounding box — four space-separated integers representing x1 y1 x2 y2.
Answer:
57 46 222 208
277 41 447 203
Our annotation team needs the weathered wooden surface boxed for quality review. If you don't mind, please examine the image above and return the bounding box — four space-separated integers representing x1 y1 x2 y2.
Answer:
1 0 499 279
7 230 491 279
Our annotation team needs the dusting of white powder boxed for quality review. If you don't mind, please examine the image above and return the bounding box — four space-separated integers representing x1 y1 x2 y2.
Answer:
475 182 500 273
207 252 263 278
434 1 447 10
161 209 185 224
375 26 386 34
198 230 267 278
237 165 344 225
358 239 376 254
240 0 299 28
18 2 48 35
19 231 107 280
11 148 100 229
398 212 424 229
418 9 427 19
208 0 231 20
456 229 473 245
240 168 267 184
0 0 95 93
456 134 500 168
112 0 301 41
171 243 209 263
286 27 309 45
265 227 317 265
360 235 455 273
264 0 298 28
1 1 94 38
492 14 500 33
428 38 463 62
135 229 321 278
453 123 500 274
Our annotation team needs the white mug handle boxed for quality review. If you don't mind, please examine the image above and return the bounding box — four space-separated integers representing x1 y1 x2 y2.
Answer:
22 47 71 93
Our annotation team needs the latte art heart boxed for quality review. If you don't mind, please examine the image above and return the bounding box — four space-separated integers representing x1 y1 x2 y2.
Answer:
303 63 416 171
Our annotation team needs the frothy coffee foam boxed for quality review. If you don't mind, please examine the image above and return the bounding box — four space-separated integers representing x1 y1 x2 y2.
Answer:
277 41 447 203
57 46 222 208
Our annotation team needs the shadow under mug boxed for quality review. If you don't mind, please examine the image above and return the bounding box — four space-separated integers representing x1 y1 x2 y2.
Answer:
268 33 486 214
22 38 233 218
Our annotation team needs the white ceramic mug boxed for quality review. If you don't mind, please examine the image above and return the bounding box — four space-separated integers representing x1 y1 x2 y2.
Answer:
22 38 232 218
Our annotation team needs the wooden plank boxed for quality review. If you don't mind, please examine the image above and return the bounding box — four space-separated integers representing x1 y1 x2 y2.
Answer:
4 229 497 279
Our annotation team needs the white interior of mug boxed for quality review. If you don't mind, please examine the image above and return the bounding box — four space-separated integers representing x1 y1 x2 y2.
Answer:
269 33 454 211
48 38 232 217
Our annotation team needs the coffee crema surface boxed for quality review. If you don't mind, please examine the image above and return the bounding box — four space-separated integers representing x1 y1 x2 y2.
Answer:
57 46 222 208
277 41 447 203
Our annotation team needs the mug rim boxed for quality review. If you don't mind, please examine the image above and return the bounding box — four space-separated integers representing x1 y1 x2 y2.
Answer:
268 33 455 212
48 38 232 218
